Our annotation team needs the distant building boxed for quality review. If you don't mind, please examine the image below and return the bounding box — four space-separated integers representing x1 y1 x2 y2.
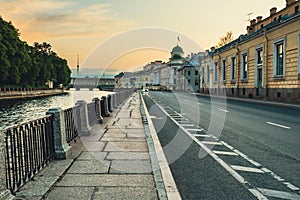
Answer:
209 0 300 102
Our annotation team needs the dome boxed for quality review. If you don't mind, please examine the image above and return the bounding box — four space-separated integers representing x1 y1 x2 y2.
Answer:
171 45 184 54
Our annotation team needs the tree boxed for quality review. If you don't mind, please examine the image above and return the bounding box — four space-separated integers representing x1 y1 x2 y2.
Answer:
216 31 233 48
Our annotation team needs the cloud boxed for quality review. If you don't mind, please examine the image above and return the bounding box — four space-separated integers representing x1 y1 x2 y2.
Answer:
0 0 135 40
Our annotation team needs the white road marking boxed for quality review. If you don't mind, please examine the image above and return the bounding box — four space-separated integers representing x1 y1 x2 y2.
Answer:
266 122 291 129
213 151 238 156
193 134 211 138
231 165 264 173
217 108 229 113
283 182 300 191
181 124 195 127
202 141 222 146
150 116 165 119
198 103 203 105
186 128 204 132
257 188 300 200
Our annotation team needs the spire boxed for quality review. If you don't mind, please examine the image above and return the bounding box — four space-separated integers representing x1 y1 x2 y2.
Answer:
76 54 79 77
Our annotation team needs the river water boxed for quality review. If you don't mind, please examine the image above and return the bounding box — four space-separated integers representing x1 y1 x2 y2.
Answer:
0 90 112 131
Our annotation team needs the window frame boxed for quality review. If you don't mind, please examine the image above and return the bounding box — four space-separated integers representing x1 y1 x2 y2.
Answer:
273 37 286 79
222 58 226 83
214 61 218 83
241 51 248 81
230 56 236 82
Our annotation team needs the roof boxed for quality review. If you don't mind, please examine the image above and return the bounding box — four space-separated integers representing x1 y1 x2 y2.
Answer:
171 45 184 54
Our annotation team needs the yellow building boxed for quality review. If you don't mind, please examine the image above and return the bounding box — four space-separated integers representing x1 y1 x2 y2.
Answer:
212 0 300 103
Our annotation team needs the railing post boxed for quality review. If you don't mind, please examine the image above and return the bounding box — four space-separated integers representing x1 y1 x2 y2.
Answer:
75 100 91 136
46 108 71 160
107 95 113 112
92 97 103 124
112 93 118 108
101 96 110 117
0 133 14 199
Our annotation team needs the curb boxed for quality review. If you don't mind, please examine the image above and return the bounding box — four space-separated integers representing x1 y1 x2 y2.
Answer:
140 93 181 200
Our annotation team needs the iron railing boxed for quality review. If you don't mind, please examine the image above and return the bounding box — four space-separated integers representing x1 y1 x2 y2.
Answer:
64 107 78 144
4 115 55 194
87 102 98 126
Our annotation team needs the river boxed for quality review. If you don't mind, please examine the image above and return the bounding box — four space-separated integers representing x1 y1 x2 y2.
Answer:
0 90 112 131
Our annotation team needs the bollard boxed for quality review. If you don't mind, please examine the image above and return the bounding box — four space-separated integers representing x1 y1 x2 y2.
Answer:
46 108 71 159
75 100 91 136
101 96 110 117
107 95 113 112
92 97 103 124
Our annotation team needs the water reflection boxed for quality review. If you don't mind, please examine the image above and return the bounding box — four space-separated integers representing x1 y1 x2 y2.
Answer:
0 90 111 131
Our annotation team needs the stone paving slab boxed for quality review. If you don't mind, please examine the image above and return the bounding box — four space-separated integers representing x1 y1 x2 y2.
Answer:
80 141 106 152
93 186 157 200
110 160 152 174
45 187 94 200
56 174 155 187
37 159 73 177
77 152 107 160
106 152 150 160
104 141 148 152
101 137 146 142
67 160 110 174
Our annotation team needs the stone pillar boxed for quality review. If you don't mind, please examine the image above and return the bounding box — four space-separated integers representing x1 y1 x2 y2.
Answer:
0 133 14 199
107 95 113 112
75 100 91 136
92 97 103 124
46 108 71 160
101 96 110 117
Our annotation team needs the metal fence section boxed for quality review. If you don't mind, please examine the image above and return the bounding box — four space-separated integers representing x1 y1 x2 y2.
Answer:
64 107 78 144
87 102 98 126
4 115 55 194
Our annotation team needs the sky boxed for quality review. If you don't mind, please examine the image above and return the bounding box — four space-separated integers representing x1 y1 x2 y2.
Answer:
0 0 286 74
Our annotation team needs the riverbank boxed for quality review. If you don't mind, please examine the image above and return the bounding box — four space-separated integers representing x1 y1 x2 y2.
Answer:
0 89 67 100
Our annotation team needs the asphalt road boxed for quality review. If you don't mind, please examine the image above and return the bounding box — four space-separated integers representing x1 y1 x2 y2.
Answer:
142 91 300 200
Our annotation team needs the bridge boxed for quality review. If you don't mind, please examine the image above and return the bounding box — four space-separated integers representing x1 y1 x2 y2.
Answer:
70 77 114 91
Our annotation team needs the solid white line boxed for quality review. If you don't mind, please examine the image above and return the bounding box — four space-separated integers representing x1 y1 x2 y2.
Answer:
231 165 264 173
266 122 291 129
193 134 211 138
213 151 238 156
257 188 300 200
218 108 229 113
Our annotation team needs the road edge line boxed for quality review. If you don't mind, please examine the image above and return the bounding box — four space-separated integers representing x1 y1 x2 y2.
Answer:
140 93 182 200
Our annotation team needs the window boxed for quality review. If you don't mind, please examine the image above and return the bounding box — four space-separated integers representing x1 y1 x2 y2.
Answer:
214 61 218 82
222 59 226 82
273 39 285 77
188 79 191 85
241 52 248 80
206 65 210 83
174 69 176 76
187 71 191 76
231 56 236 81
201 67 204 82
298 33 300 75
195 70 199 76
295 5 299 13
257 48 263 66
195 79 199 86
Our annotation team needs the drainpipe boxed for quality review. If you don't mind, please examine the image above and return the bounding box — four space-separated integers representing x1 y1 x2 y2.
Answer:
236 44 240 96
263 29 269 99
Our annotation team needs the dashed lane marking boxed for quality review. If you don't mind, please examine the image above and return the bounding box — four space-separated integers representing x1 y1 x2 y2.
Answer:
213 151 238 156
217 108 229 113
257 188 300 200
202 141 223 146
186 128 204 132
231 165 265 174
181 124 195 127
266 122 291 130
193 134 211 138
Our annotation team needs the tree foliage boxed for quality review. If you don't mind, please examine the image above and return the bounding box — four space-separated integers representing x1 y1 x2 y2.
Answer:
0 17 71 87
215 31 234 48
